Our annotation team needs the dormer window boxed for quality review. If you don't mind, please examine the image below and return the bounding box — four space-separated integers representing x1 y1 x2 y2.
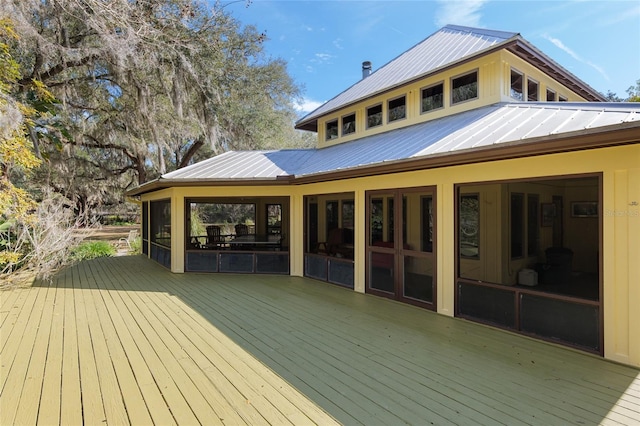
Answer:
527 78 539 101
342 113 356 135
452 70 478 104
326 119 338 140
367 104 383 129
510 69 524 101
421 82 444 113
388 96 406 122
546 88 557 101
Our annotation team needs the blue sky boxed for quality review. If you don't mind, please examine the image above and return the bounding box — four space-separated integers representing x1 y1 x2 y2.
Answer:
227 0 640 113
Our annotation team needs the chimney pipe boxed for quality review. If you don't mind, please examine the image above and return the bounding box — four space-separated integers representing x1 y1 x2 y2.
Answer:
362 61 372 79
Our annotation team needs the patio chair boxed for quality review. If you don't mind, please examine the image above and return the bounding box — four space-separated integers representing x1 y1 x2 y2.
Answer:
316 228 349 257
235 224 249 236
118 229 138 250
205 225 225 249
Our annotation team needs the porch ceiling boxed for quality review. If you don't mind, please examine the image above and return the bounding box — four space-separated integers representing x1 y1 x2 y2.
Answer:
2 256 639 425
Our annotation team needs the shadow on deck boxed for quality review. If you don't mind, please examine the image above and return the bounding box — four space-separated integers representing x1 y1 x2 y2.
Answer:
2 255 639 425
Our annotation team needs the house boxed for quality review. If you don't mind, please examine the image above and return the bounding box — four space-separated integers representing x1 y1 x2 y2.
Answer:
127 25 640 367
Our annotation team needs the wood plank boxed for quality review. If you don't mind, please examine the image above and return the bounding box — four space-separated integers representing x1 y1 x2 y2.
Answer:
131 275 335 425
157 276 400 425
0 284 26 329
0 285 48 425
72 261 107 425
83 259 153 425
3 256 640 426
59 267 83 426
88 259 176 425
92 261 214 425
13 283 57 425
37 276 65 425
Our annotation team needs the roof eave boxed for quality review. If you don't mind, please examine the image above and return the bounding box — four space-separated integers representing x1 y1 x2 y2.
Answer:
292 123 640 184
507 39 606 102
125 175 294 196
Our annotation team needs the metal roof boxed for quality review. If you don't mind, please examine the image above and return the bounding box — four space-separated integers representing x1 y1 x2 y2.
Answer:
143 102 638 189
294 25 606 131
296 25 518 129
162 149 314 180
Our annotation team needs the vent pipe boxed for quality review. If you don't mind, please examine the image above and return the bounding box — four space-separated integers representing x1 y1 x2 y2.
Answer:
362 61 372 79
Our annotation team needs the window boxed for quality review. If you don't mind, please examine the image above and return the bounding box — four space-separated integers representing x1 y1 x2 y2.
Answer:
421 196 433 252
527 78 539 101
421 82 444 113
366 104 383 128
559 95 568 102
510 69 524 100
546 88 556 101
342 113 356 135
527 194 539 256
388 96 406 122
326 201 339 237
452 70 478 104
459 194 479 258
325 119 338 140
266 204 282 235
150 199 171 248
511 193 524 259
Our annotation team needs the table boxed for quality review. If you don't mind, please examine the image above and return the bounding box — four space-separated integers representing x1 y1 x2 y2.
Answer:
228 234 283 250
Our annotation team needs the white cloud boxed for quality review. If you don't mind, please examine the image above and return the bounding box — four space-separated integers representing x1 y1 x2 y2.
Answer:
296 98 324 114
435 0 488 27
333 38 344 50
543 35 610 81
312 53 334 64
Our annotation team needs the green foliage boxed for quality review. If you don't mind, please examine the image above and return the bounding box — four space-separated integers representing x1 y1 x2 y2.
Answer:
128 236 142 255
71 241 115 261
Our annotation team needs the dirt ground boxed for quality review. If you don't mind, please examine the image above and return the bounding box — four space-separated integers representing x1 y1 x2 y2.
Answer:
76 225 138 242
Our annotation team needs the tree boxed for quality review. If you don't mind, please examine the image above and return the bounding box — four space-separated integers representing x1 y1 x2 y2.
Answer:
626 79 640 102
602 79 640 102
3 0 305 213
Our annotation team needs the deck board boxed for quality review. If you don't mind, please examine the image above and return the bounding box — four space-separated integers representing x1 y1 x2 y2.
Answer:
1 255 639 425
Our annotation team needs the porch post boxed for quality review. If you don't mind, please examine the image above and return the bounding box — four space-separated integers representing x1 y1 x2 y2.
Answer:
171 191 185 273
354 189 366 293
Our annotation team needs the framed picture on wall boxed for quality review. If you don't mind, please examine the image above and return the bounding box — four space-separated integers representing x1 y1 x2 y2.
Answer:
571 201 598 217
541 203 556 227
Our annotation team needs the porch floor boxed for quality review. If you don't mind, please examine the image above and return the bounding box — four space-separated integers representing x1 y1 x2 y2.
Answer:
1 256 639 425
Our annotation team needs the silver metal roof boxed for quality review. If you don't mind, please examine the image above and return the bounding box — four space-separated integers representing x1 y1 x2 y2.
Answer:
162 149 314 180
296 25 517 128
159 102 639 183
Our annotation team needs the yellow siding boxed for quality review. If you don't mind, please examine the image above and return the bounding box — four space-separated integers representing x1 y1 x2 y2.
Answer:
315 50 588 148
499 50 587 102
140 144 640 367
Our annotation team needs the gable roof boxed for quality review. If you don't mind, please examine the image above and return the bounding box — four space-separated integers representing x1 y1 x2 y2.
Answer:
127 102 640 195
295 25 605 132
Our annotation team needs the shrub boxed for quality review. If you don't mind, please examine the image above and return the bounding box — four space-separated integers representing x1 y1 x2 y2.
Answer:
71 241 115 261
128 236 142 254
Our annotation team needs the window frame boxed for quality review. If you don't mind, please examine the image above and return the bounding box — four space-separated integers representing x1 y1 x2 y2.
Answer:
325 119 338 141
341 112 356 136
510 68 524 101
387 95 407 123
420 81 445 114
527 78 539 101
546 88 557 102
451 69 479 105
559 95 568 102
366 103 383 129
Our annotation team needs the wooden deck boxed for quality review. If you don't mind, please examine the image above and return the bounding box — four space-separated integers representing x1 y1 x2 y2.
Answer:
1 256 639 425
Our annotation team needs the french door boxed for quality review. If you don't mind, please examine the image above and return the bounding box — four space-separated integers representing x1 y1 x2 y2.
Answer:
366 187 436 310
